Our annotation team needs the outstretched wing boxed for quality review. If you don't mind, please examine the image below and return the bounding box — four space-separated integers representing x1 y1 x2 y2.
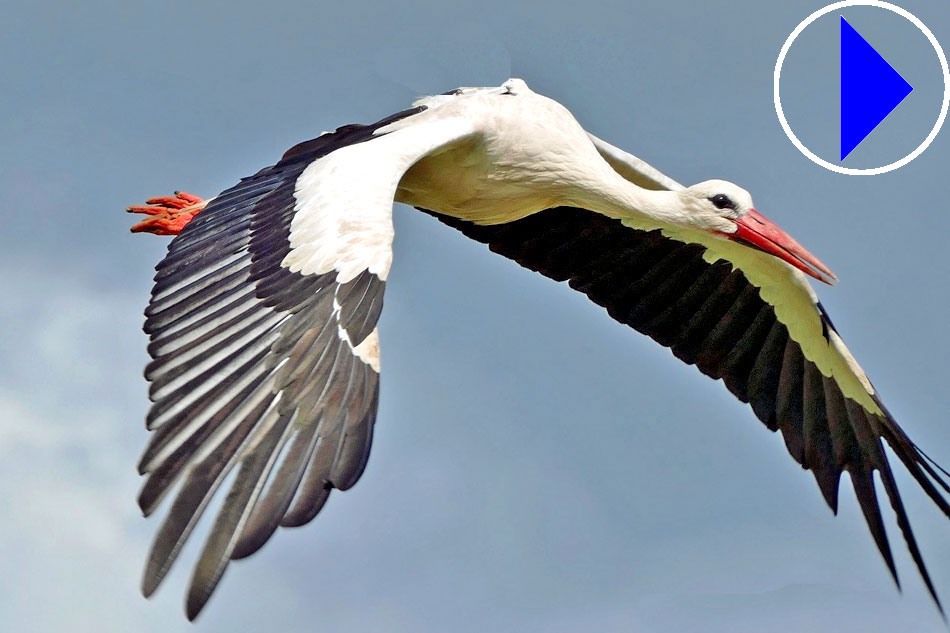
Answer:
424 204 950 611
139 106 473 619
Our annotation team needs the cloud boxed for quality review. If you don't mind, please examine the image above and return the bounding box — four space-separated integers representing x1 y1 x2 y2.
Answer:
0 268 167 631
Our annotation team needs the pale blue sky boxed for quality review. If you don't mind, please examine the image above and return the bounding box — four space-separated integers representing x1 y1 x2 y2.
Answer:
3 1 950 631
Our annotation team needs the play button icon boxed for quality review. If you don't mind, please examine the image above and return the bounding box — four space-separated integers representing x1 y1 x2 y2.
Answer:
775 2 949 175
840 16 913 160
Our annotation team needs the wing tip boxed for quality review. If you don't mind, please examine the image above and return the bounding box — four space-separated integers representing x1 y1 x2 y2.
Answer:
141 562 163 599
185 589 210 622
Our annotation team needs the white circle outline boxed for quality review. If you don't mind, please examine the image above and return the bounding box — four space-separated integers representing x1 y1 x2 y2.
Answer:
774 0 949 175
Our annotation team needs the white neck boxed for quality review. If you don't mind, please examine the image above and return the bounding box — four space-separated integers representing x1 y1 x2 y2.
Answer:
568 168 686 226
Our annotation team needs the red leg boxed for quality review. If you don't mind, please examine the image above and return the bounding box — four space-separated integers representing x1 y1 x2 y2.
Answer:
127 191 207 236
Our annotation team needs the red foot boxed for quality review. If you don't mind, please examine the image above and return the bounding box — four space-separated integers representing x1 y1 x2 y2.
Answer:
127 191 206 236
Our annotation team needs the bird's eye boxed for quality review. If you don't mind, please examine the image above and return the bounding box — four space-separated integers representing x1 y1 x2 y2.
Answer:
709 194 736 211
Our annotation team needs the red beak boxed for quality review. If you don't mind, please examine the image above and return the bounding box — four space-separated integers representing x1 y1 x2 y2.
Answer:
728 209 837 285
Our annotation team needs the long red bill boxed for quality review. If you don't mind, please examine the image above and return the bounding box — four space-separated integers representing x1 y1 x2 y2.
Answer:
728 209 837 285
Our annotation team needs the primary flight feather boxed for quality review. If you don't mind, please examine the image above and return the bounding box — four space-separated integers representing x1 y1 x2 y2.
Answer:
127 78 950 619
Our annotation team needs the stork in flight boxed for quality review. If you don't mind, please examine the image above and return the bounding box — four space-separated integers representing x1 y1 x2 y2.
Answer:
128 78 949 619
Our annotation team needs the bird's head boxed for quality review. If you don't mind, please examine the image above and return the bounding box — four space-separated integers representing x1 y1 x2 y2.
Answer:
682 179 837 285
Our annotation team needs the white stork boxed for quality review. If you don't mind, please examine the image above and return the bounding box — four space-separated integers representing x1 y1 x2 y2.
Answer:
128 78 950 619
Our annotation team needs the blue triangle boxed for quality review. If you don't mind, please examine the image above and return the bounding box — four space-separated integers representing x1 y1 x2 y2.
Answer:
840 16 913 161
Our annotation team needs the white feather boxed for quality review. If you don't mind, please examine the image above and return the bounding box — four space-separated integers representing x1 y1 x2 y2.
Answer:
283 117 475 282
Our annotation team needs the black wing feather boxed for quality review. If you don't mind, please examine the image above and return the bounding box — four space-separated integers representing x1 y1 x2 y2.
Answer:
138 109 422 618
423 205 950 611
